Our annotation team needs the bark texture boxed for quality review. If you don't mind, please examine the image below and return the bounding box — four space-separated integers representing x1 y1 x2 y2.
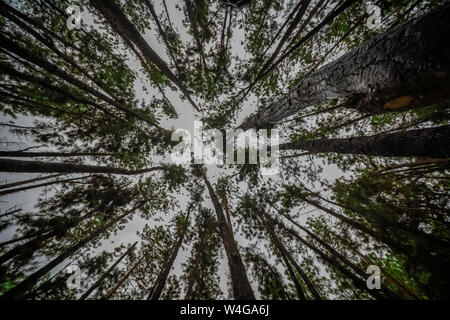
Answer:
240 5 450 130
200 168 255 300
0 158 164 175
279 125 450 159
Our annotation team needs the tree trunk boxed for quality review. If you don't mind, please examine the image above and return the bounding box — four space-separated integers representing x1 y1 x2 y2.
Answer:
200 168 255 300
0 33 156 126
147 211 191 300
280 221 387 300
79 242 138 300
0 151 113 158
0 174 63 190
0 208 135 300
279 125 450 159
239 4 450 129
260 212 322 299
0 158 164 175
89 0 199 112
0 176 87 197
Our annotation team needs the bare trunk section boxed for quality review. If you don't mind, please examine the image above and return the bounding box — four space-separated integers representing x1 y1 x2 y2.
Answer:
279 126 450 159
200 168 255 300
0 208 136 300
79 242 138 300
147 211 191 300
240 5 450 129
0 158 164 175
89 0 199 112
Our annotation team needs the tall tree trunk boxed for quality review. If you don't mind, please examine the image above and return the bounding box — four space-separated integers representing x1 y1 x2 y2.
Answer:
0 34 156 126
239 4 450 129
147 211 191 300
260 212 322 299
279 220 387 300
89 0 199 112
0 151 113 158
200 168 255 300
0 174 63 190
279 126 450 159
79 242 138 300
0 208 136 300
0 176 87 197
0 158 164 175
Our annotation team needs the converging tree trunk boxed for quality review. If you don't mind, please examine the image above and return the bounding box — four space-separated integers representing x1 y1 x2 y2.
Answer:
240 5 450 129
79 242 138 300
0 158 164 175
89 0 199 112
147 211 191 300
200 168 255 300
279 126 450 159
0 208 136 300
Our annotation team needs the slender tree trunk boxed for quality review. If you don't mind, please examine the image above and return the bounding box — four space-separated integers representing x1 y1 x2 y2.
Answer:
0 158 164 175
260 212 322 299
147 211 191 300
0 151 113 158
0 34 156 125
240 4 450 129
104 250 150 299
79 242 138 300
0 174 63 190
279 126 450 159
89 0 199 112
279 220 387 300
257 0 310 77
200 168 255 300
0 209 97 265
0 176 87 197
0 208 136 300
264 223 306 299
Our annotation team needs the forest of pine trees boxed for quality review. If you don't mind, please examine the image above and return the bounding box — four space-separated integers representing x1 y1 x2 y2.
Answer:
0 0 449 301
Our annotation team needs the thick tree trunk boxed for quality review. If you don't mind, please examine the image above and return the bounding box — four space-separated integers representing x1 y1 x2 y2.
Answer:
0 208 135 300
279 126 450 159
240 4 450 129
0 158 164 175
147 211 191 300
79 242 138 300
89 0 199 112
200 168 255 300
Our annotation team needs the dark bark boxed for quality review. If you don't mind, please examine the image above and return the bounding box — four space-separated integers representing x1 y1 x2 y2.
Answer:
0 176 87 197
0 151 113 158
260 212 322 299
79 242 138 300
0 209 95 265
0 158 164 175
278 220 387 299
89 0 199 112
279 126 450 159
200 168 255 300
0 34 155 125
0 208 135 300
240 4 450 129
147 211 191 300
257 0 311 78
0 174 63 190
